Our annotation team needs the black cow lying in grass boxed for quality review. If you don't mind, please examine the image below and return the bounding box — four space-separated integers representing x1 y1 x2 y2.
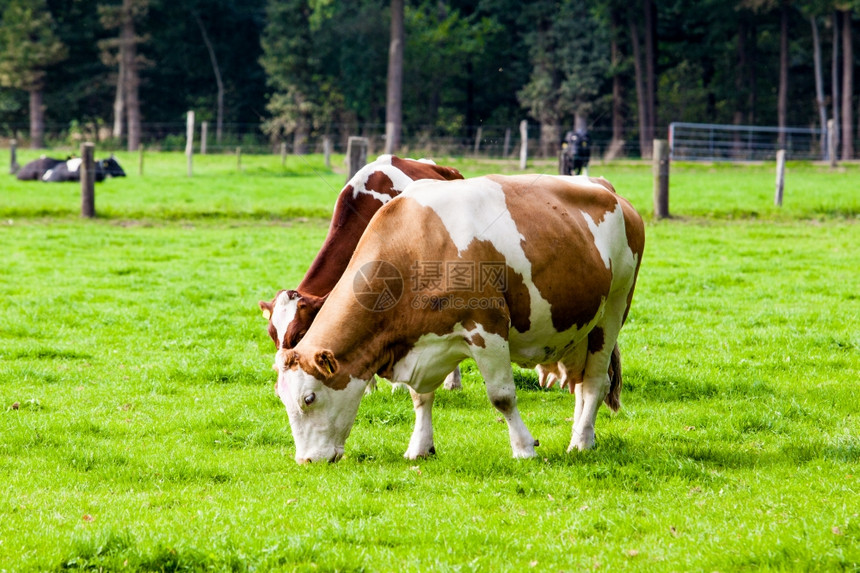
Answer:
16 156 126 182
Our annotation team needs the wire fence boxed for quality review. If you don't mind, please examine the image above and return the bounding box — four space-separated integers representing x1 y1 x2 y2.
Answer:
4 120 853 161
669 122 828 162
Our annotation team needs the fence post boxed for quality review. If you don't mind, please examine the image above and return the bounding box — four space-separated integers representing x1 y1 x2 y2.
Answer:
80 142 95 218
280 142 287 167
653 139 670 219
9 139 20 174
201 121 208 155
474 126 483 154
139 144 144 176
186 110 195 177
827 119 837 167
323 136 332 169
503 128 511 157
775 149 786 207
346 136 369 181
236 146 242 171
519 120 528 169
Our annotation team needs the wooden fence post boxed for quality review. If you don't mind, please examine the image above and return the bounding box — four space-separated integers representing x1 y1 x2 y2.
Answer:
346 136 369 181
80 142 96 218
236 147 242 171
280 142 287 167
653 139 670 219
503 128 511 157
323 136 332 169
186 110 195 177
827 119 837 168
9 139 20 174
201 121 208 155
139 144 145 176
474 126 483 154
519 120 528 169
775 149 786 207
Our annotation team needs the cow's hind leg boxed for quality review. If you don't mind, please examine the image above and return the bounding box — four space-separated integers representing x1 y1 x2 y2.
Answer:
473 343 537 458
442 364 462 390
404 388 436 459
569 297 626 451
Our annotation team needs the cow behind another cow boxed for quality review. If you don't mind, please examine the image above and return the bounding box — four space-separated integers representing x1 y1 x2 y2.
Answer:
259 155 465 391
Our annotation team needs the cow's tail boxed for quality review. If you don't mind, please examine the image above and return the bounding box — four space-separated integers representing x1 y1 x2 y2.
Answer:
604 343 623 412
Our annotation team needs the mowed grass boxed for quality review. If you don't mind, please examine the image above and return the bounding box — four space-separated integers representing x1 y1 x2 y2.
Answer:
1 151 859 571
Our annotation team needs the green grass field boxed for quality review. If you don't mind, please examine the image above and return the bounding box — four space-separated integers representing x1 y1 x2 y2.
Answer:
1 151 858 571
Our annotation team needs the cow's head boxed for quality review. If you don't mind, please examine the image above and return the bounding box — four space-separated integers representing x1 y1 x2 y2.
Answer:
276 348 368 463
259 289 327 350
101 156 126 178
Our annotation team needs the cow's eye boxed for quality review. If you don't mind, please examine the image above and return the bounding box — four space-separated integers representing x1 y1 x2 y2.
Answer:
303 393 316 406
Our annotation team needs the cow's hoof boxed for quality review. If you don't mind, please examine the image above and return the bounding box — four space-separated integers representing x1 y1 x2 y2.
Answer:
404 445 436 459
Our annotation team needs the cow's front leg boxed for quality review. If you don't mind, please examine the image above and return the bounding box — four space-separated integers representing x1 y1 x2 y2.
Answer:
404 388 436 459
568 373 609 451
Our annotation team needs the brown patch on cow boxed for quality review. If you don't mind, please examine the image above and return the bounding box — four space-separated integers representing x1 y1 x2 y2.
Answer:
506 268 531 333
469 333 486 348
492 175 613 333
587 326 605 355
364 170 397 200
391 156 464 182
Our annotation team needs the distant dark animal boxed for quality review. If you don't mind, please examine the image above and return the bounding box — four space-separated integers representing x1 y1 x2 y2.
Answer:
561 129 591 176
16 156 126 182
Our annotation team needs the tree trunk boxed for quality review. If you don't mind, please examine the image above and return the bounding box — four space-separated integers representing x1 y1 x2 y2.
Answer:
122 0 141 152
733 17 748 156
628 16 649 159
643 0 657 153
194 11 224 145
832 11 840 159
810 15 828 158
384 0 404 155
29 89 45 149
842 9 853 160
113 57 125 139
777 0 788 149
606 8 625 160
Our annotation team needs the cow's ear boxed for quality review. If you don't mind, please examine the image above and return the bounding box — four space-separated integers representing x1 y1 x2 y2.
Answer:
313 350 339 377
259 300 273 320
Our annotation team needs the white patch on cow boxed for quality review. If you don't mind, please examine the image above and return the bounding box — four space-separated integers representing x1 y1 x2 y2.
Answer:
41 170 53 181
402 176 560 353
581 202 640 287
271 291 299 348
391 321 508 394
350 155 432 204
66 158 82 172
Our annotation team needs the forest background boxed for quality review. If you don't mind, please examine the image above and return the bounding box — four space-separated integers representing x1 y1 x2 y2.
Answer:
1 0 858 160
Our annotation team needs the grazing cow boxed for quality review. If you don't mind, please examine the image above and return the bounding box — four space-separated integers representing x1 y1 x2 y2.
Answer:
16 156 126 182
270 174 644 463
259 155 465 390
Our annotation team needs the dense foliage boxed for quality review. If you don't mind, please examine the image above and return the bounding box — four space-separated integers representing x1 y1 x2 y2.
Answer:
0 0 857 155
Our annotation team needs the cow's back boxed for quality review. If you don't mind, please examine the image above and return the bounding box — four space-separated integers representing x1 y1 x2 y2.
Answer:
318 174 642 372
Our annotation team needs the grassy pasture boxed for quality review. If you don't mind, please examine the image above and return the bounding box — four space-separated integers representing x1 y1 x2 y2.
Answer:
1 151 859 571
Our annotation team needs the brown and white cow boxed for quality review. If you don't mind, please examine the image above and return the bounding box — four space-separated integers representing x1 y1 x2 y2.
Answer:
259 155 464 389
271 174 644 463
